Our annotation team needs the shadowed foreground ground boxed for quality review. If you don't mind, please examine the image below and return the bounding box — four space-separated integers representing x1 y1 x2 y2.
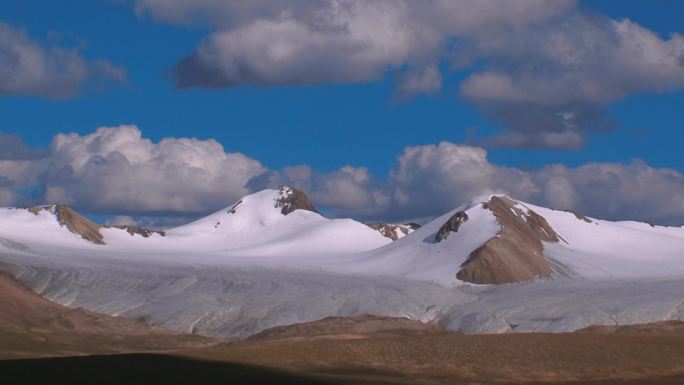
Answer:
2 345 684 385
0 354 345 385
2 330 684 385
180 331 684 385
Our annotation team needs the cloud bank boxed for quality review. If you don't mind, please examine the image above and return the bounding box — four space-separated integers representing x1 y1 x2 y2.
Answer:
2 126 684 226
135 0 574 90
134 0 684 149
0 126 265 216
0 23 126 99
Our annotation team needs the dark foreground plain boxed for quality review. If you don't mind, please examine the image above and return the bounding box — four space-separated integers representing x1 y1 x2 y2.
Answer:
3 348 684 385
3 326 684 385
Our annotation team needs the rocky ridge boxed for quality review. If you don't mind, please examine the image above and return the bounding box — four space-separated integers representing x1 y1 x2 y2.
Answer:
456 196 567 284
21 205 164 245
366 222 420 241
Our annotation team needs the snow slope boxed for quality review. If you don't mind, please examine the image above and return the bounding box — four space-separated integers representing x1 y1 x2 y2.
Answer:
523 202 684 279
0 206 105 249
0 189 683 338
0 188 391 259
339 196 501 286
345 194 684 285
162 187 391 257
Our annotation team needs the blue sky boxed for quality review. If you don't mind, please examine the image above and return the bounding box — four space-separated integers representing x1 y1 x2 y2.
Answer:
1 0 683 225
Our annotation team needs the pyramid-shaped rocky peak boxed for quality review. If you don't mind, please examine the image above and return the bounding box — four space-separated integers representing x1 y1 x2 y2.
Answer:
456 195 567 285
275 186 319 216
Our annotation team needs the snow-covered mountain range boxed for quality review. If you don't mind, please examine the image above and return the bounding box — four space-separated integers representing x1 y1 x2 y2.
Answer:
1 186 683 337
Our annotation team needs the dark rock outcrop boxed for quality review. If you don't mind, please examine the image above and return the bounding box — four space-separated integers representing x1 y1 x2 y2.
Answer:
227 200 243 214
562 209 593 223
275 187 319 216
405 223 421 230
366 223 420 241
434 211 469 243
106 225 166 238
456 196 563 285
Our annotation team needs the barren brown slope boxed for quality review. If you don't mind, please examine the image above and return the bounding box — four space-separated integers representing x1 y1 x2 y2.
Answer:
183 330 684 385
3 305 684 385
248 314 441 342
457 196 564 284
578 320 684 336
0 270 216 359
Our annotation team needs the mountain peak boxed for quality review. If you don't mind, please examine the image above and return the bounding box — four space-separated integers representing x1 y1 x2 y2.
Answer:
274 186 319 216
164 186 389 256
456 195 567 284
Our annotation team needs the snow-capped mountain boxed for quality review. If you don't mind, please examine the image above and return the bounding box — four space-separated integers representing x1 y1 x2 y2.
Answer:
1 187 683 338
0 204 166 248
347 194 684 285
0 187 390 257
164 186 391 256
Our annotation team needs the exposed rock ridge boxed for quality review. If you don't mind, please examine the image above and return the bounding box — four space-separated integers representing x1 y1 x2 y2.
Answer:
561 209 593 223
456 196 565 285
105 225 166 238
434 211 468 243
21 205 164 245
22 205 105 245
275 186 319 216
227 200 243 214
366 223 421 241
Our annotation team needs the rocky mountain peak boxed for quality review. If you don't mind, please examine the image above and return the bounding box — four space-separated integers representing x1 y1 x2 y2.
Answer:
456 195 570 285
275 186 319 216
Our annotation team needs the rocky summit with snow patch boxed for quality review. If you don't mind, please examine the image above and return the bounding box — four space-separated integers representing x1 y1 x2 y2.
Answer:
366 222 420 241
1 187 684 338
